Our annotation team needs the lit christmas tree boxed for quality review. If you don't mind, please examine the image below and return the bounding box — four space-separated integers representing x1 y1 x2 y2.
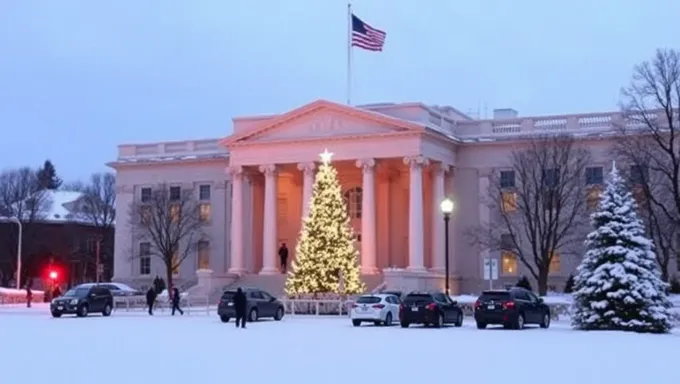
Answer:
285 149 366 296
571 162 673 333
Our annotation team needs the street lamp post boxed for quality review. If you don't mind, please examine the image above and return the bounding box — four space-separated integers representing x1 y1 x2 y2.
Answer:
9 217 22 290
440 198 454 295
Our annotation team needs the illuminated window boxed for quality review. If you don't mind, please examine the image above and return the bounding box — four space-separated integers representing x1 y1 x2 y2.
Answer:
170 203 180 223
502 191 517 213
172 250 180 275
501 251 517 275
587 188 601 209
343 187 363 219
549 252 560 274
197 241 210 270
199 203 211 222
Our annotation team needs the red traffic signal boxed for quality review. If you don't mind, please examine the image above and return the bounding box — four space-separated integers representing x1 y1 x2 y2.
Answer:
49 270 58 280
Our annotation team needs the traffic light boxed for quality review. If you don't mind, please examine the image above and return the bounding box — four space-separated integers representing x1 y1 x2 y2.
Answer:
49 270 58 281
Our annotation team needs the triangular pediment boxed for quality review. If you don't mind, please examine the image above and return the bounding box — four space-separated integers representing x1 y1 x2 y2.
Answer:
223 100 423 146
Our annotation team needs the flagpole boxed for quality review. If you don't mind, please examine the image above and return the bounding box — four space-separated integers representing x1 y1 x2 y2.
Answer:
346 2 352 106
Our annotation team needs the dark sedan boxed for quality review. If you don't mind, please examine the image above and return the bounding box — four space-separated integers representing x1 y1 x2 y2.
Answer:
217 288 284 323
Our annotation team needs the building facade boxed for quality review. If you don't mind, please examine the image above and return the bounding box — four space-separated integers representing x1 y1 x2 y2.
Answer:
109 99 680 296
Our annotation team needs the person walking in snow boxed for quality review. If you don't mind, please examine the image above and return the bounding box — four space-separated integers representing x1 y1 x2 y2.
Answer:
146 287 157 315
233 287 247 328
171 287 184 316
25 281 32 308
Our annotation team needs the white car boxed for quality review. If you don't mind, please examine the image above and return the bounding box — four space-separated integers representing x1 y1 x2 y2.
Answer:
350 294 401 327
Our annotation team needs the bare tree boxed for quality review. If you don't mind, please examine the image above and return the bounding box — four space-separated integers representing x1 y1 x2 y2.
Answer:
129 184 204 292
468 134 591 295
68 172 116 282
615 48 680 280
0 167 50 285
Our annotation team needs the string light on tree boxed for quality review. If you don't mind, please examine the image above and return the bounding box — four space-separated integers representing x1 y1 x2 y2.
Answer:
285 149 365 296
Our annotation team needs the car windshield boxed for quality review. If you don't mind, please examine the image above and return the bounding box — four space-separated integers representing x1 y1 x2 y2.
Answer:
221 292 236 300
63 288 90 298
403 294 433 305
480 291 511 301
356 296 381 304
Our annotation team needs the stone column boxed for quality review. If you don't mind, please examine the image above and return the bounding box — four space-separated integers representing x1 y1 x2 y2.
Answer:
259 164 279 275
227 166 245 274
356 158 377 274
403 156 429 272
297 162 316 219
431 163 449 272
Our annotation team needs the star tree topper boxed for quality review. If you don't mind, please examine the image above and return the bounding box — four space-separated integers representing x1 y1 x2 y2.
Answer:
319 148 334 164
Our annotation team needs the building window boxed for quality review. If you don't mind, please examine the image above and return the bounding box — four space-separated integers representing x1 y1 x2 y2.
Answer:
169 186 181 201
549 252 560 274
199 203 211 223
141 187 152 203
139 242 151 275
543 189 558 211
500 170 515 189
197 240 210 270
199 185 211 201
172 250 179 276
587 188 601 209
343 187 363 219
501 191 517 213
585 166 604 185
501 251 517 275
140 205 152 225
543 168 560 188
629 165 646 185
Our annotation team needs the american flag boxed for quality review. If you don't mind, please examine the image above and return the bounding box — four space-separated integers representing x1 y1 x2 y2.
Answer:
351 14 386 52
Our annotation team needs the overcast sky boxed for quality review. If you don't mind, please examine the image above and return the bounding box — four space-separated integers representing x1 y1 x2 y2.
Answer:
1 0 678 181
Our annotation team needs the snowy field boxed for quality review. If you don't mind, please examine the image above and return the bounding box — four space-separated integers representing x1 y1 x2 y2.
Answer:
1 305 678 384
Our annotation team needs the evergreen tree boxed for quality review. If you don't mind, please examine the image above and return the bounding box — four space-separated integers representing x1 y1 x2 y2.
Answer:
285 149 365 296
37 160 62 190
572 163 673 333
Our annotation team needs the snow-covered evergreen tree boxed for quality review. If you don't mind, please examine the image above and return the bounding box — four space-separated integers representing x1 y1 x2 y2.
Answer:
571 163 673 333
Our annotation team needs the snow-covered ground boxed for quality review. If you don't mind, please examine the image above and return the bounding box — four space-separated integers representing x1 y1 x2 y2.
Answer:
1 305 678 384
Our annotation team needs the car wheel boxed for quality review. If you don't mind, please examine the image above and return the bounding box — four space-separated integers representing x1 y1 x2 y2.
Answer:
274 307 284 321
476 322 486 329
454 311 463 327
540 312 551 329
352 319 361 327
434 313 444 328
220 315 230 323
515 313 525 330
384 312 393 326
249 308 258 322
77 305 88 318
400 321 409 328
102 304 112 317
51 312 62 318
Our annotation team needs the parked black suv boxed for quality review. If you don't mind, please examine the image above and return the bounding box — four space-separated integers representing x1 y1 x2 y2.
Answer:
217 288 285 323
473 288 550 330
50 285 114 318
399 291 463 328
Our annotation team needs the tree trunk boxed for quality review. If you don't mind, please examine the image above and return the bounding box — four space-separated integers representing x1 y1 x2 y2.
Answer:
537 268 549 296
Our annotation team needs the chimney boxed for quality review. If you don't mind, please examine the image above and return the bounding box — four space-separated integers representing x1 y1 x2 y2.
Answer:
493 108 518 120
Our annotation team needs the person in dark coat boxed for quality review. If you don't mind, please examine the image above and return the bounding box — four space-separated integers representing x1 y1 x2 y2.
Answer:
26 282 32 308
278 243 289 273
52 285 62 299
233 287 247 328
171 287 184 316
146 287 157 315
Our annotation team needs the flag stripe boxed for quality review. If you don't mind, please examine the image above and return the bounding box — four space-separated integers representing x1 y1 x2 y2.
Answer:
351 14 386 52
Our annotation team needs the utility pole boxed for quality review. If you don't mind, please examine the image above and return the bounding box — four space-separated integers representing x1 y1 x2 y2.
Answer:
95 236 101 283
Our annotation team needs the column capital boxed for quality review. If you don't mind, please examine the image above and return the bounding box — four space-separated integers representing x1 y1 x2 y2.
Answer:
297 162 316 174
356 158 376 173
259 164 278 176
226 165 243 177
403 156 429 169
432 163 451 176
